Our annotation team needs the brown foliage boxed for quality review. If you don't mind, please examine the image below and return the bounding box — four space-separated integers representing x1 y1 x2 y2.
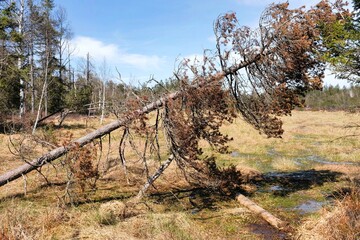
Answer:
214 1 348 138
163 75 235 183
113 2 350 188
62 133 99 194
69 143 99 191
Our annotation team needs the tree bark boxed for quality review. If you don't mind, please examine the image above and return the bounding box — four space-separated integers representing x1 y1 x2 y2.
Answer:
236 193 289 230
32 53 50 134
17 0 25 117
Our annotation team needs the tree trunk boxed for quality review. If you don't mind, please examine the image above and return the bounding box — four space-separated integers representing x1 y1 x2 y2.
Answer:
0 56 261 187
30 47 35 114
100 80 106 124
236 194 289 231
36 108 64 125
32 52 50 134
17 0 25 117
0 91 181 187
86 52 90 85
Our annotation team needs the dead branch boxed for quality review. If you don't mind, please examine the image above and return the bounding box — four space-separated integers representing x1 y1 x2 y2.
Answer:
36 108 64 125
119 128 130 184
57 108 72 127
132 155 175 202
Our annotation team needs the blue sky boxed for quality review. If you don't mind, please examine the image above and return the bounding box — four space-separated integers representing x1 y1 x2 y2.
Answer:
54 0 348 86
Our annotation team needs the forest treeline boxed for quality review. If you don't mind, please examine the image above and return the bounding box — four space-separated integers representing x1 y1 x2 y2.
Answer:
0 0 359 126
0 0 182 124
1 0 72 120
305 85 360 111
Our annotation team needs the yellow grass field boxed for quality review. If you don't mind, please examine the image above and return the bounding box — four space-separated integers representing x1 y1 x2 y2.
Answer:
0 110 359 239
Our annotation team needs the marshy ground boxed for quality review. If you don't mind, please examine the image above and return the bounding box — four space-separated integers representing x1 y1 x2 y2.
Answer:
0 110 359 239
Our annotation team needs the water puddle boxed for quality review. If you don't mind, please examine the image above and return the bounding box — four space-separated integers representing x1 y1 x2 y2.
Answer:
258 182 328 214
249 223 287 239
312 141 322 146
230 151 251 158
294 155 360 166
230 151 242 157
269 185 284 191
257 170 343 196
294 200 325 214
265 185 290 196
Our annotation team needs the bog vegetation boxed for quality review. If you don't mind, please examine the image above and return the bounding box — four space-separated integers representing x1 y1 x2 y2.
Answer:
0 0 359 239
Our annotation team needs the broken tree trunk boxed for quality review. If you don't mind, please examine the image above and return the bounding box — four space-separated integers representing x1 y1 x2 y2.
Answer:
36 108 64 125
236 193 289 231
57 108 72 127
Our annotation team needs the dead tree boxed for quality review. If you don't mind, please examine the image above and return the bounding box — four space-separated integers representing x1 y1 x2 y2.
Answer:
0 90 180 186
0 0 347 231
0 0 342 196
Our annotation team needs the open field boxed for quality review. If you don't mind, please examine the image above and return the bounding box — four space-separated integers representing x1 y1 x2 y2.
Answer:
0 110 359 239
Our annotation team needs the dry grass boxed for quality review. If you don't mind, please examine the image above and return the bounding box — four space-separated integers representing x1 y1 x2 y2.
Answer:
0 110 359 239
1 201 75 239
79 212 220 240
217 110 360 172
271 157 299 171
297 183 360 240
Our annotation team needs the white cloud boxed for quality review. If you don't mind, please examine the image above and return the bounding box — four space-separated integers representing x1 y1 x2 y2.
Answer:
71 36 165 71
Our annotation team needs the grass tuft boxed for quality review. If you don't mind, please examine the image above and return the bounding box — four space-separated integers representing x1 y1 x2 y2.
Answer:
297 183 360 240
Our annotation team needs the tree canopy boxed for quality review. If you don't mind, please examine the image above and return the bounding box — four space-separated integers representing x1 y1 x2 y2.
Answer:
318 0 360 84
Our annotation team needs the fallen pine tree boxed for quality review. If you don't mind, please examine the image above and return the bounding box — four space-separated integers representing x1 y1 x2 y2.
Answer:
0 1 348 233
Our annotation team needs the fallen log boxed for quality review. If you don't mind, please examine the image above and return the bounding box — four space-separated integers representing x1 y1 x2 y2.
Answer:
0 91 181 187
129 157 290 232
0 3 334 190
35 108 64 126
236 193 289 231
